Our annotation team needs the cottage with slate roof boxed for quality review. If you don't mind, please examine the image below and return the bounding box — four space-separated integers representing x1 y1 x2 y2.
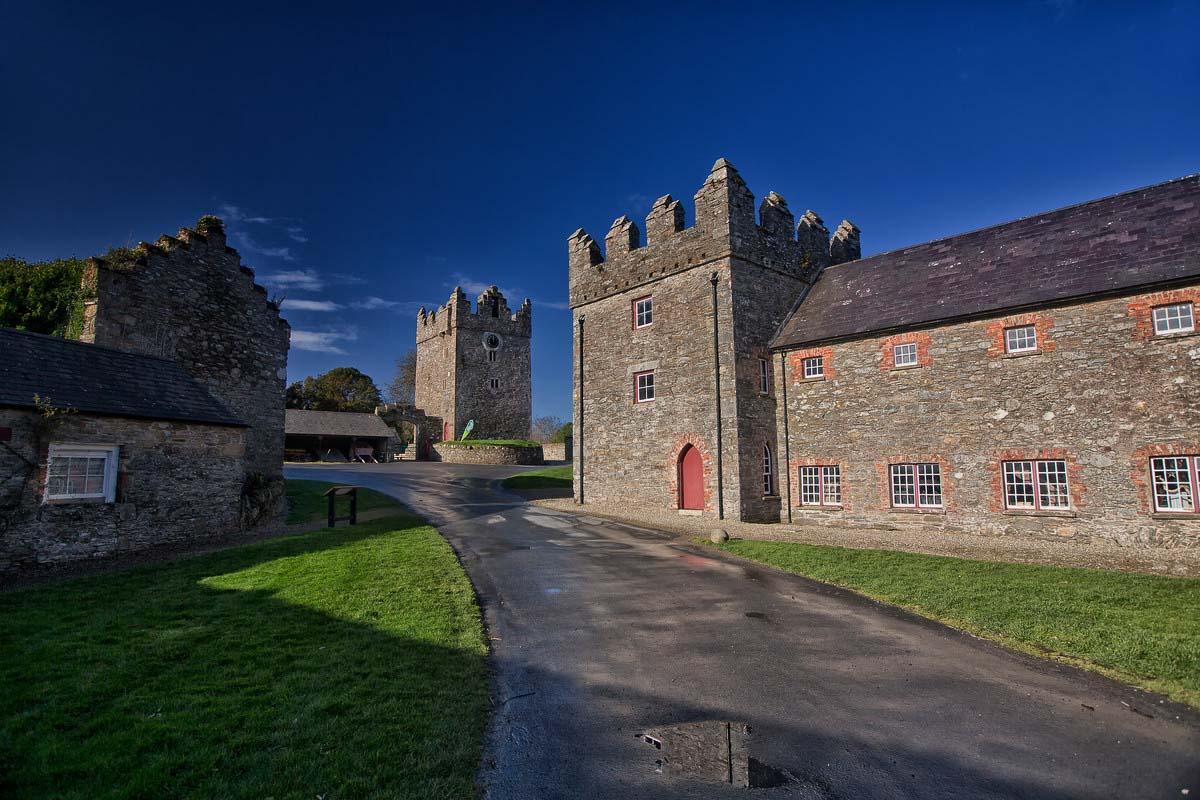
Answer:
570 161 1200 551
0 217 290 573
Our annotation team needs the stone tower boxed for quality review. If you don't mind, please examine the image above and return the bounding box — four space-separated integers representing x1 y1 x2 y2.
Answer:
568 158 859 522
415 286 533 441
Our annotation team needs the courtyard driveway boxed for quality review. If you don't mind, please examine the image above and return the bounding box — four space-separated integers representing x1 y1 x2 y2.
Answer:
285 462 1199 800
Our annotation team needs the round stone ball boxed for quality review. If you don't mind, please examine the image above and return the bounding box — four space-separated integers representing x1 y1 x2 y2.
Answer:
709 529 730 544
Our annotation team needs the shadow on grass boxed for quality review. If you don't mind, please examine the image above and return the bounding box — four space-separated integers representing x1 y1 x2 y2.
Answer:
0 515 488 800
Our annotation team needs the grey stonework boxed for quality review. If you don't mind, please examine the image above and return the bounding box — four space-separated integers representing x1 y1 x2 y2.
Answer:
430 442 544 465
0 409 246 572
415 286 532 440
570 159 853 522
775 291 1200 550
571 159 1200 551
80 221 290 513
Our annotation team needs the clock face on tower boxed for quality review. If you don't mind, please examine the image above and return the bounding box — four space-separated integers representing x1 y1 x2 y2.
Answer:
483 333 502 350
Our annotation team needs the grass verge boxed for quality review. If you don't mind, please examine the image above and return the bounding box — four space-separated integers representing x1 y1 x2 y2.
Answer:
0 483 489 799
502 465 572 491
708 538 1200 708
285 478 402 524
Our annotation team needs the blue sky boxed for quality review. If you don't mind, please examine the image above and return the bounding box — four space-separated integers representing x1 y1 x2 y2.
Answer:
2 2 1197 421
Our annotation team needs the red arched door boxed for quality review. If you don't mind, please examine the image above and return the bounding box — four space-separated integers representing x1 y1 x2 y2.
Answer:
443 421 450 441
678 445 704 510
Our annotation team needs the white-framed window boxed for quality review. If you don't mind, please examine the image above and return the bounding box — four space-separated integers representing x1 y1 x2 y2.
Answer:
1002 459 1070 510
758 358 770 394
1004 325 1038 354
1150 456 1198 513
890 463 942 508
803 356 824 379
634 370 655 403
762 445 775 495
799 465 841 507
487 349 498 362
893 343 919 368
1152 303 1195 336
44 444 119 503
488 378 500 390
634 296 653 328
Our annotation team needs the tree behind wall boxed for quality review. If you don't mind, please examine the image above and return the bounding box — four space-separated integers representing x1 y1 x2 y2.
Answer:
386 351 418 405
285 367 382 412
0 257 88 337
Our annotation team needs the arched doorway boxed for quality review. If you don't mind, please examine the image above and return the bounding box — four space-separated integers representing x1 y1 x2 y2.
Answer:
678 444 704 510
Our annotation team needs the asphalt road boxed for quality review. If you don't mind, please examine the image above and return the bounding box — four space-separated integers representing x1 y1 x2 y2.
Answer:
286 462 1200 800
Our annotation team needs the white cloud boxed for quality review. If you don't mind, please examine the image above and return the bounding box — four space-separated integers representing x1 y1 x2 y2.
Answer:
290 327 358 354
281 299 342 312
232 231 294 261
450 272 520 301
260 269 324 291
351 296 400 310
219 204 274 224
286 226 309 243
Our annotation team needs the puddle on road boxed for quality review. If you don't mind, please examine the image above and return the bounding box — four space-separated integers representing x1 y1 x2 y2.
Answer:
636 721 798 789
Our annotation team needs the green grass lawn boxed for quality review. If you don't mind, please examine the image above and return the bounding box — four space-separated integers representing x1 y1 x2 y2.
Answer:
285 478 403 524
0 484 489 799
709 539 1200 708
501 465 572 491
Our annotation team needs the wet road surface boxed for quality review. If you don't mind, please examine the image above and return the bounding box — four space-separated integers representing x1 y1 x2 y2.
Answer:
286 462 1200 799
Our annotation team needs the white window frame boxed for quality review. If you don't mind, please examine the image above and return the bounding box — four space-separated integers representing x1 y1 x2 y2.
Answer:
892 342 919 368
1150 455 1198 513
762 445 775 496
44 443 119 503
1152 303 1195 336
634 296 653 329
890 463 942 508
799 465 841 507
635 370 655 403
758 358 770 394
1002 459 1070 511
1004 325 1038 354
803 356 824 379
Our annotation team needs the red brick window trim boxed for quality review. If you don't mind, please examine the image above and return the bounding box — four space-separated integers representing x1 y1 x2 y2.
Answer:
1127 288 1200 340
880 332 932 370
788 347 835 382
633 295 653 329
633 370 655 403
985 313 1055 358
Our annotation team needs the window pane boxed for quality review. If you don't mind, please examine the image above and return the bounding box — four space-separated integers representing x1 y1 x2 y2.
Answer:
762 447 773 494
800 467 821 505
1153 303 1194 334
917 463 942 507
1037 460 1070 509
46 474 67 496
84 475 106 495
891 465 915 506
804 356 823 378
1151 456 1195 511
894 343 918 367
822 465 841 505
1003 461 1035 508
1005 325 1037 353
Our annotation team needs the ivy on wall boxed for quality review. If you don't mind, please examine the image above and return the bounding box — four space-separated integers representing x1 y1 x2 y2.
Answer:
0 256 89 338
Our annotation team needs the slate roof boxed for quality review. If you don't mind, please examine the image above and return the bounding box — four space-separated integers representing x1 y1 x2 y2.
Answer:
0 327 245 426
284 409 397 439
772 175 1200 349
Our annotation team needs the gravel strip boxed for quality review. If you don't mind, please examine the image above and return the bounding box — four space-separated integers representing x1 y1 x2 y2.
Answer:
531 497 1200 577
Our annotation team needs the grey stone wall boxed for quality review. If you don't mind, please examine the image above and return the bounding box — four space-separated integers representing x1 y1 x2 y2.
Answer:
415 286 532 441
430 442 544 465
0 409 246 573
542 439 572 462
570 159 855 521
775 288 1200 550
79 220 290 519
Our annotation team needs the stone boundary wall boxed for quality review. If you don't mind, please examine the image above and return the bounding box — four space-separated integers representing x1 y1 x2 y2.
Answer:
431 442 544 465
542 439 572 462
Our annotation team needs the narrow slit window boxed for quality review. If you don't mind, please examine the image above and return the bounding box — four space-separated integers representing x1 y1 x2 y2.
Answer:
759 359 770 394
762 445 774 495
488 378 500 390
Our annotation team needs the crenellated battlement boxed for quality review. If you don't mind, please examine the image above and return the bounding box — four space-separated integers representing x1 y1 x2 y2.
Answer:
568 158 860 307
416 285 532 343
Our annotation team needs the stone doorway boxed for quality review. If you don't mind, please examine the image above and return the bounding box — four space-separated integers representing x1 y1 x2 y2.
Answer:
678 444 704 511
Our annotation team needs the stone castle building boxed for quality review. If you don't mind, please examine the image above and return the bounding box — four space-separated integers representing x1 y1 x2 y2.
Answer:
1 217 290 572
570 160 1200 550
415 286 532 441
